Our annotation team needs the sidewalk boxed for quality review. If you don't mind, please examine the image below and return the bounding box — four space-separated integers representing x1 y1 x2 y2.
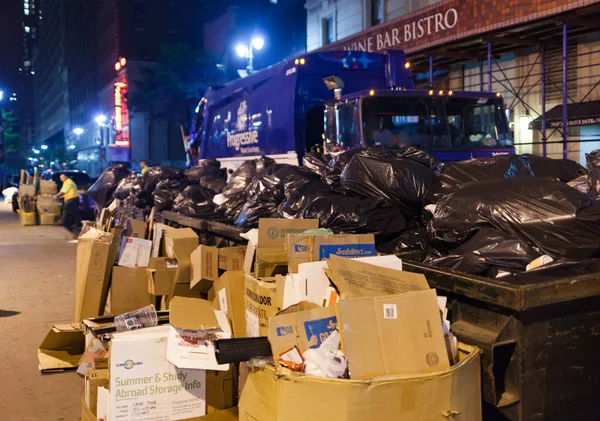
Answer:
0 202 82 420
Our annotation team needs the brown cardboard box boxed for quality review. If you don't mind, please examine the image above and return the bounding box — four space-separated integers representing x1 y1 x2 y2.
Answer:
39 179 57 195
76 229 114 322
244 274 277 337
147 257 177 296
109 267 153 315
213 271 246 338
240 344 482 421
38 324 85 373
161 282 204 310
243 219 318 274
206 368 236 414
125 218 147 238
36 194 62 214
99 227 124 314
254 248 288 278
193 408 239 421
338 289 450 379
19 211 36 226
286 233 376 273
18 183 36 197
81 397 96 421
85 369 109 415
170 297 220 330
268 303 336 357
327 254 429 299
191 245 219 292
39 213 60 225
218 247 246 271
162 226 198 290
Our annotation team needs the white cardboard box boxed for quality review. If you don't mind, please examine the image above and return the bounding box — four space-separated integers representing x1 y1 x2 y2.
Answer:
118 237 152 268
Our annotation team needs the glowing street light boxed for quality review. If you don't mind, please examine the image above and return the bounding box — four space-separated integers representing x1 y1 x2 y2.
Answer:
73 127 84 136
0 91 3 101
41 144 48 150
33 149 40 154
69 144 76 150
236 36 265 74
95 114 107 125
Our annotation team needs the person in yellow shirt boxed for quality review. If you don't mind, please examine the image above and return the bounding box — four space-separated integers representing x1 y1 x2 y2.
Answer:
53 174 80 233
140 160 149 175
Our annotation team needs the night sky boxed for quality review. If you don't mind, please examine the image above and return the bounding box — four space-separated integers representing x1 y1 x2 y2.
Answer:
0 0 22 94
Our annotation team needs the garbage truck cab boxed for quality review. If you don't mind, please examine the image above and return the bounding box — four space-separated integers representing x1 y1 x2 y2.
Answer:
188 50 514 169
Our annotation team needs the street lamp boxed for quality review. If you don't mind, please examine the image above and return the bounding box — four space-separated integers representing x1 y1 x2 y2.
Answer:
73 127 84 136
236 36 265 74
41 144 48 150
95 114 107 125
69 144 76 150
0 91 3 101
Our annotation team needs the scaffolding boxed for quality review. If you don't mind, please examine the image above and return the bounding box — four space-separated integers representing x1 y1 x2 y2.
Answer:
409 4 600 160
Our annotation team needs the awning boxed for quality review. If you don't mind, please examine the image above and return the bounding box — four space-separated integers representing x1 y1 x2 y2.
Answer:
529 100 600 130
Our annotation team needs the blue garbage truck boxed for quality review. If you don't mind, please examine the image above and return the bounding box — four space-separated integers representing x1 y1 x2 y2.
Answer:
188 50 514 169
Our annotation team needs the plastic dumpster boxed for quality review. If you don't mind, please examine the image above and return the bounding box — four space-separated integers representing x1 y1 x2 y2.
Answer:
403 260 600 421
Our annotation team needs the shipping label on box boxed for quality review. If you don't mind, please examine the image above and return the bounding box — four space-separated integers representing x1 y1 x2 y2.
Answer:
244 275 277 337
110 326 207 421
218 247 247 271
286 234 376 273
117 237 152 268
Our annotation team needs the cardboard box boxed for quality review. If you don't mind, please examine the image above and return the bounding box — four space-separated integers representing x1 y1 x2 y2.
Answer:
36 194 62 214
240 344 482 421
39 213 59 225
268 303 337 357
109 267 154 315
286 233 376 273
191 245 219 291
76 229 114 322
110 325 234 420
125 217 147 238
243 219 318 274
117 236 152 268
163 226 199 292
147 257 177 296
19 211 36 226
213 272 246 338
85 368 109 415
276 262 332 309
162 283 204 309
39 179 57 195
18 183 36 197
194 408 238 421
81 397 96 421
218 247 246 271
38 324 85 373
244 274 277 337
254 248 288 278
327 254 429 299
167 297 231 371
339 288 450 379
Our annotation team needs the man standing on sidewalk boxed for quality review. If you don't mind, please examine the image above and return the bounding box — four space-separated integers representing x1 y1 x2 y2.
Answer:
53 174 80 233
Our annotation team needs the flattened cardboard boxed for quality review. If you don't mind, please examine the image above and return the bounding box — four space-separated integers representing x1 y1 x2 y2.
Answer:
170 297 220 331
191 245 219 291
99 227 124 314
257 218 319 249
244 275 277 337
268 304 337 357
213 272 246 338
147 257 177 296
240 344 482 421
109 267 154 315
117 236 152 268
18 183 36 197
38 324 85 373
286 233 376 273
339 289 450 379
76 229 113 322
327 254 429 299
39 179 58 195
218 247 246 271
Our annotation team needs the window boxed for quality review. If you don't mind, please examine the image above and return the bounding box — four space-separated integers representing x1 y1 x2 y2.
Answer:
322 16 334 46
371 0 383 26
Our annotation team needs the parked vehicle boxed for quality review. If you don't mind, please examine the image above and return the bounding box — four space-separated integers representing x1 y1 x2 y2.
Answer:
188 50 514 170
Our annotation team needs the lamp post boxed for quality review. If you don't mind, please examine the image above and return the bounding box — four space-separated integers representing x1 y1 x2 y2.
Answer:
236 37 265 74
95 114 108 146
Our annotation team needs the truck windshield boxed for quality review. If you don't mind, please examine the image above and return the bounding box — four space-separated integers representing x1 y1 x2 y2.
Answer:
360 96 512 150
324 101 360 151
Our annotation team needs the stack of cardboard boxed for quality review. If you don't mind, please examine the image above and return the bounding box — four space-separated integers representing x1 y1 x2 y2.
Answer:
36 194 62 225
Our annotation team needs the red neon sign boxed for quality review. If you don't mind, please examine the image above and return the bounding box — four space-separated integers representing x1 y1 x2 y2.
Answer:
114 80 129 147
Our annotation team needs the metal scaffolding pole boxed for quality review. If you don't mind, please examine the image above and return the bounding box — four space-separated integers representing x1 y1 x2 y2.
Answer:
487 42 493 92
541 45 547 157
479 61 484 91
429 56 434 88
562 24 568 159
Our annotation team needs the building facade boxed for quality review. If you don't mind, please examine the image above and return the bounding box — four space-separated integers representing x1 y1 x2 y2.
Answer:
311 0 600 164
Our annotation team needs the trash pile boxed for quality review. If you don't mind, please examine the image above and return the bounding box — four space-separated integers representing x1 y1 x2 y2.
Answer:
13 168 62 226
38 217 482 421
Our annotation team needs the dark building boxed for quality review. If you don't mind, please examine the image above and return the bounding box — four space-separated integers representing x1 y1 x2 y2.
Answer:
32 0 216 176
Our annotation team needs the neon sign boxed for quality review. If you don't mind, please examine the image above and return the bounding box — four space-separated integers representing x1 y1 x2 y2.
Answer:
114 80 129 147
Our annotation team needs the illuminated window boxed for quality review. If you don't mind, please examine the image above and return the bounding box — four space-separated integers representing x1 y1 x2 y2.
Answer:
371 0 383 26
24 9 29 15
322 16 334 45
24 26 30 33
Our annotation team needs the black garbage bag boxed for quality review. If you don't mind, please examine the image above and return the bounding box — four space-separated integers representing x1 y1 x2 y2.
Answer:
427 155 534 203
153 179 182 212
172 198 216 218
323 148 366 188
300 192 407 234
277 175 331 219
303 152 331 177
114 173 140 200
425 227 542 276
375 223 429 254
234 175 283 227
87 163 130 207
216 158 276 219
430 177 600 259
136 166 184 207
341 154 434 216
586 150 600 197
178 184 216 203
523 153 587 182
184 159 227 193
